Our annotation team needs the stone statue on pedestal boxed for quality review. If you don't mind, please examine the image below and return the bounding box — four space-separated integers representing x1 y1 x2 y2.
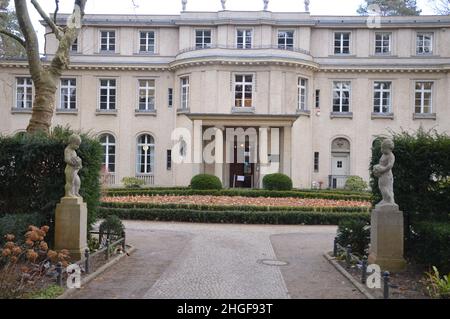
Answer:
182 0 187 11
305 0 310 12
373 139 396 207
263 0 269 11
221 0 226 10
64 134 82 198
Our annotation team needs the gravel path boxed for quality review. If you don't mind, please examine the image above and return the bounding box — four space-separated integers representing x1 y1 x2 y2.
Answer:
69 221 363 299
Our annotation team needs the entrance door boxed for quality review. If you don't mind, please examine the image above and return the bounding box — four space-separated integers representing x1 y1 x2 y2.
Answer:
331 155 349 188
229 139 254 188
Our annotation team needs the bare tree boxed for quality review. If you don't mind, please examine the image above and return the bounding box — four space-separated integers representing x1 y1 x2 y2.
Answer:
429 0 450 15
1 0 87 134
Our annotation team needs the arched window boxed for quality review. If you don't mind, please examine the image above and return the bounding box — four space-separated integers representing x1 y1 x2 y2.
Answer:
99 134 116 173
137 134 155 174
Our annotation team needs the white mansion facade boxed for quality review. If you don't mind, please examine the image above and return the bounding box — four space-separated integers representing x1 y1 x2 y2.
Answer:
0 11 449 189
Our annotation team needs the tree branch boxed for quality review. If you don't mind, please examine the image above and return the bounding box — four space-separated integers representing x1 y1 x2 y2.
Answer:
53 0 59 23
14 0 42 76
30 0 62 40
0 29 26 48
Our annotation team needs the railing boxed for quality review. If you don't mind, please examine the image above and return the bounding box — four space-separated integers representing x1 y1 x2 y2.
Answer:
328 175 348 189
136 174 154 185
103 173 116 186
333 238 393 299
178 44 311 55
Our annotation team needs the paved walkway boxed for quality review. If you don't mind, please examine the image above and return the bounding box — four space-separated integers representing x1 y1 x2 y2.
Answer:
70 221 363 299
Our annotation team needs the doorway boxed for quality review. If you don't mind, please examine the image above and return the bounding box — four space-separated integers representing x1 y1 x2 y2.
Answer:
229 138 254 188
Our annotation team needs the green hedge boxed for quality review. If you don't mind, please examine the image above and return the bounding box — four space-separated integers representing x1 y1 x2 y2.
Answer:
408 221 450 273
99 207 370 225
190 174 222 190
105 189 371 202
263 173 293 191
0 127 102 243
100 201 370 213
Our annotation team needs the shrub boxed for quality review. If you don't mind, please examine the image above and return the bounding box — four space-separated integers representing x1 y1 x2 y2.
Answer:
0 213 45 245
263 174 293 191
190 174 222 190
424 266 450 299
0 127 103 244
408 221 450 273
121 177 145 189
336 219 370 256
99 215 125 236
99 207 370 225
345 176 368 192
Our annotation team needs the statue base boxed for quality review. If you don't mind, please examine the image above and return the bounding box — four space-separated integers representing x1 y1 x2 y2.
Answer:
55 197 88 261
368 204 406 272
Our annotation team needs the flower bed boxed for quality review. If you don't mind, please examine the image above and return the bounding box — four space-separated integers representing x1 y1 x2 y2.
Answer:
103 195 371 209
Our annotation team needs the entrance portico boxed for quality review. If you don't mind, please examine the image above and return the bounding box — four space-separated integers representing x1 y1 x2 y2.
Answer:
185 113 299 188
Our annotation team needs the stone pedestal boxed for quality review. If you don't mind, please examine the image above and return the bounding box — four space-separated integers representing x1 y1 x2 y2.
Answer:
368 204 406 272
55 197 87 261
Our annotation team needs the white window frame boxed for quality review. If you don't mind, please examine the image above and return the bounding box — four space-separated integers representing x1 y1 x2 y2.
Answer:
373 81 392 114
416 32 433 55
334 32 351 55
234 74 254 108
298 77 308 111
375 32 391 55
195 29 212 49
99 79 117 110
71 37 79 53
236 29 253 49
278 30 294 50
332 81 351 113
414 81 433 114
100 30 116 52
136 134 155 175
137 79 156 111
15 77 33 109
139 30 155 53
59 78 77 110
99 133 116 174
180 77 190 110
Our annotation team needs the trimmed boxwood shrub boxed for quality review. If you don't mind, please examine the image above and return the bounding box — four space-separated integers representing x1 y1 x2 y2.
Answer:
344 176 368 192
99 207 370 225
408 221 450 273
0 213 45 245
263 173 293 191
190 174 222 190
0 127 103 244
121 177 145 189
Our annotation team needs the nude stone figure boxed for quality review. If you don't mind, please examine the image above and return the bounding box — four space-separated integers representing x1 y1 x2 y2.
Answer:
64 134 82 198
373 139 396 207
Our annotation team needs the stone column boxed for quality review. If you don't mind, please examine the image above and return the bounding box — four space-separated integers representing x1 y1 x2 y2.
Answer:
214 128 224 184
192 120 203 176
55 197 88 261
368 204 406 272
282 126 292 177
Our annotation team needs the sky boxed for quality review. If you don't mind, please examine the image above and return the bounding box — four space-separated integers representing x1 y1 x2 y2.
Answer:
19 0 436 53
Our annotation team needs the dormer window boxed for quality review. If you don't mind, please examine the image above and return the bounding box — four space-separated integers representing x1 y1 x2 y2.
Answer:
237 29 252 49
100 30 116 52
140 31 155 53
195 30 211 49
334 32 350 55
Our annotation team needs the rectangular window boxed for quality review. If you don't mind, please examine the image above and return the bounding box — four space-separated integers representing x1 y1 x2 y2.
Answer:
278 30 294 50
138 79 155 111
332 81 351 113
140 31 155 53
168 88 173 107
334 32 350 54
375 32 391 55
71 38 78 52
100 31 116 52
237 29 252 49
298 78 308 111
60 78 77 110
195 30 212 49
167 150 172 170
314 152 319 172
99 79 116 110
416 33 433 55
315 89 320 108
234 74 253 108
415 82 433 114
373 82 392 114
180 77 190 110
15 77 32 109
